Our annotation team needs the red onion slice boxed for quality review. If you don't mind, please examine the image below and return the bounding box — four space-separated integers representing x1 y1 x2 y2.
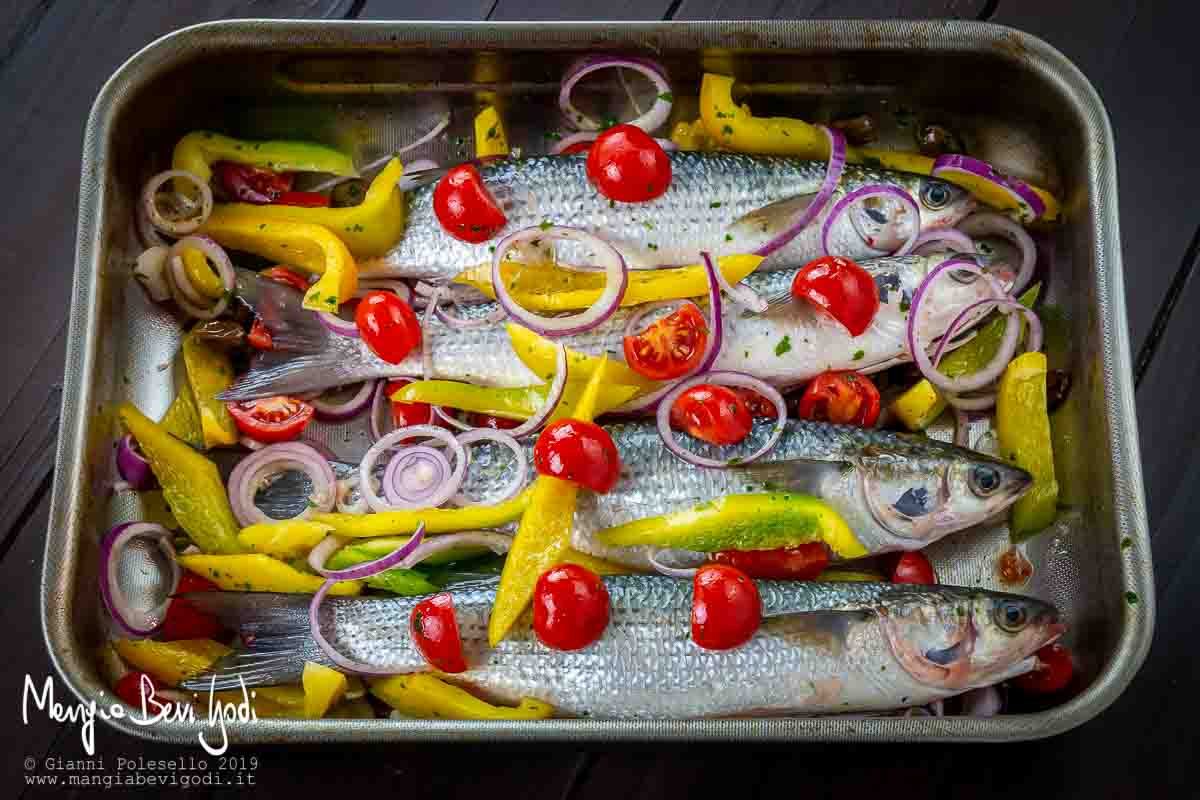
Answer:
116 434 154 490
359 424 467 512
433 297 507 330
754 126 846 258
708 251 768 313
958 212 1038 295
357 279 413 307
559 56 672 133
311 112 451 194
133 247 171 302
911 228 975 255
142 169 213 236
655 372 787 468
648 548 707 578
317 308 359 338
336 474 368 514
398 530 513 569
369 380 393 442
452 428 529 506
309 524 428 581
310 381 377 422
383 445 453 508
227 442 337 526
100 522 181 637
502 342 569 439
822 184 920 258
165 236 236 320
931 154 1046 223
492 226 627 337
421 285 442 379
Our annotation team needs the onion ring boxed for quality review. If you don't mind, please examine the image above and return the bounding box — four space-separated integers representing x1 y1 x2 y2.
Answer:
227 442 337 526
958 212 1038 295
141 169 213 236
359 425 467 512
99 522 181 637
822 184 920 258
931 154 1046 223
754 126 845 258
559 56 672 133
165 236 235 320
451 428 529 506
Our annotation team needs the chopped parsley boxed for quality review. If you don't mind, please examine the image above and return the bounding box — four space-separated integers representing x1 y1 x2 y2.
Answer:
539 219 553 231
643 221 654 230
853 349 865 361
709 201 722 209
647 243 658 251
724 233 734 242
722 124 734 136
899 293 912 314
1124 591 1139 606
486 124 499 140
657 92 674 103
1121 537 1133 550
775 336 792 356
545 131 562 141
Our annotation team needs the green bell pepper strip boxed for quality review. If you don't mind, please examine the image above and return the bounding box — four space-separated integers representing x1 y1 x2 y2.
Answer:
172 131 356 188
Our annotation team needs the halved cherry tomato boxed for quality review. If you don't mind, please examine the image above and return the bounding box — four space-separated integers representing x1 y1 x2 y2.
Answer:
384 378 435 428
260 265 312 293
586 124 671 203
692 564 761 650
274 190 330 207
533 419 621 493
213 162 293 204
711 543 831 581
796 370 881 427
669 384 753 446
732 387 778 419
559 141 593 155
160 573 225 641
356 291 422 364
226 396 315 443
115 671 172 714
247 318 273 350
467 413 522 430
533 564 610 651
433 164 507 243
1014 643 1073 693
410 593 467 673
623 303 708 381
891 551 937 584
791 255 880 337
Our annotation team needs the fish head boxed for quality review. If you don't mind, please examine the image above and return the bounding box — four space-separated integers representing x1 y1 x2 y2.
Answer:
859 442 1032 549
845 175 975 254
881 586 1062 690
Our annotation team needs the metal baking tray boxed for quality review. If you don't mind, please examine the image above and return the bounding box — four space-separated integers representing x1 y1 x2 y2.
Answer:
44 19 1153 743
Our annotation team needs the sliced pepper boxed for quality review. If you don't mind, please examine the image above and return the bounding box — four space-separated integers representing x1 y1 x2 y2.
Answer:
172 131 356 188
457 254 763 313
369 674 553 720
205 159 405 258
699 73 1061 223
238 519 333 557
996 351 1059 538
118 403 243 554
180 247 225 300
474 105 510 158
310 488 530 538
508 323 659 395
596 493 867 560
302 662 349 718
159 384 204 449
181 331 239 449
670 118 718 151
199 214 356 312
392 379 640 422
560 548 636 576
330 536 491 568
112 638 232 687
178 553 362 595
817 568 885 582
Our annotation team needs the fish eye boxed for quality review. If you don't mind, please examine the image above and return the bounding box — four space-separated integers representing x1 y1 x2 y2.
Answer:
920 180 955 210
994 601 1029 633
969 465 1002 496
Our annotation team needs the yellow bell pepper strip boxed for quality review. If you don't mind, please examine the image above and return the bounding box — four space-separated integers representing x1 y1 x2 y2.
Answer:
596 493 867 560
112 639 232 687
310 488 530 538
996 351 1059 539
474 105 510 157
238 519 334 557
458 254 763 313
172 131 356 189
178 553 362 595
199 213 357 312
118 403 243 554
370 674 554 720
508 323 659 395
180 247 225 300
488 360 607 645
891 284 1041 431
817 567 885 582
393 379 640 422
699 74 1061 223
560 548 637 576
181 331 239 448
159 385 204 449
207 159 406 258
138 490 180 531
302 662 349 718
670 118 718 151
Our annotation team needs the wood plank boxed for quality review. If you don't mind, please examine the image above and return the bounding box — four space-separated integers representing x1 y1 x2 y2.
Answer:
357 0 496 19
488 0 676 20
672 0 989 20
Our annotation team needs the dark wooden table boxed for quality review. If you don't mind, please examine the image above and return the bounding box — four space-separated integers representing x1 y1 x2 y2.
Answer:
4 1 1194 796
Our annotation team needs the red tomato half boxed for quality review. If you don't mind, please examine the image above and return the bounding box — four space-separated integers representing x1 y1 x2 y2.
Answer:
467 413 522 430
161 573 224 641
356 291 422 364
791 255 880 337
891 551 937 584
1014 643 1074 693
260 266 312 293
410 593 467 673
732 387 779 419
114 671 172 715
585 124 671 203
796 370 881 427
227 396 315 443
247 318 273 350
213 162 293 204
623 303 709 381
433 164 507 243
533 564 611 651
669 384 753 446
533 419 621 493
711 543 831 581
691 564 761 650
274 190 330 207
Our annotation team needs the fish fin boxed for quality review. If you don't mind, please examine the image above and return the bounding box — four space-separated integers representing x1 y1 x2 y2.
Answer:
179 641 319 691
736 458 853 494
726 193 818 244
396 166 450 192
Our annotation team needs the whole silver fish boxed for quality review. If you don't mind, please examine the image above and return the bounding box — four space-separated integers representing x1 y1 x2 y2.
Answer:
182 578 1063 718
364 152 976 281
222 252 1004 399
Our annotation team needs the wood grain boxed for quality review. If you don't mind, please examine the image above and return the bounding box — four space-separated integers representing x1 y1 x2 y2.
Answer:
672 0 989 20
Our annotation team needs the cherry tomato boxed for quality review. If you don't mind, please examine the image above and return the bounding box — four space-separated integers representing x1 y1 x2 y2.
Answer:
247 318 273 350
559 140 594 155
669 384 753 446
467 413 522 430
384 378 436 428
161 573 224 641
711 543 831 581
533 419 621 493
623 303 709 381
1014 643 1074 693
355 291 422 364
796 370 881 427
732 387 779 419
114 671 172 715
790 256 880 337
891 551 937 584
585 124 672 203
260 266 312 293
226 396 315 443
533 564 610 651
213 161 293 204
410 593 467 673
433 164 507 243
274 190 331 207
691 564 761 650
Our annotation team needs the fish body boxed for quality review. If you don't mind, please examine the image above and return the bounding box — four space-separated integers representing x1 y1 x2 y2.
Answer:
223 253 1001 399
366 152 975 281
182 578 1062 718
